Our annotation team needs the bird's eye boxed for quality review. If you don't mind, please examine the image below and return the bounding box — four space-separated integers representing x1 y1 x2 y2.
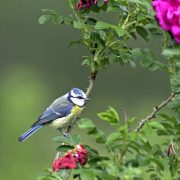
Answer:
77 96 83 99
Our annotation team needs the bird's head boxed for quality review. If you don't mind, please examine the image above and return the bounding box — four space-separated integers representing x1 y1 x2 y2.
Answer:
68 88 89 107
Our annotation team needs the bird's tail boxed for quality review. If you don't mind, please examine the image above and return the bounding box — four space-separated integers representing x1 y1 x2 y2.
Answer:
18 125 42 142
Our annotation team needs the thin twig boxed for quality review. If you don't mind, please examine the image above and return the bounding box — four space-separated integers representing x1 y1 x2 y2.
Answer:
120 108 128 123
135 92 177 132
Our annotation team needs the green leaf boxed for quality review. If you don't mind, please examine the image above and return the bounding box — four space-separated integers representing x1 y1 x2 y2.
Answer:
162 49 180 58
39 9 63 25
88 156 110 166
63 15 73 25
37 171 63 180
98 107 120 125
104 161 120 176
151 158 165 170
77 118 105 143
127 0 151 9
53 134 80 146
150 144 161 155
77 118 95 129
56 145 74 152
136 154 151 166
95 21 112 30
113 25 125 37
68 39 83 47
71 134 81 145
171 72 180 93
88 128 106 143
74 21 88 29
39 14 51 24
106 132 121 145
147 121 166 130
168 95 180 113
83 145 99 159
73 169 96 180
132 48 166 71
52 15 63 25
37 177 58 180
136 26 149 41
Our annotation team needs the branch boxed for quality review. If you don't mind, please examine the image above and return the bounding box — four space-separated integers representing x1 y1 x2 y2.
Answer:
135 92 177 132
85 71 97 97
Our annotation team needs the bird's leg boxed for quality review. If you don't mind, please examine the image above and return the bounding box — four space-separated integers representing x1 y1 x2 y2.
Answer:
66 117 80 134
58 128 70 138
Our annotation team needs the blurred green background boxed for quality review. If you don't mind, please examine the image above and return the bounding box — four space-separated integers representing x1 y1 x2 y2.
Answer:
0 0 170 179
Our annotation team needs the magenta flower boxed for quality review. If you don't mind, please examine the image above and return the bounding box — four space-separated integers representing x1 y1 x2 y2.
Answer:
77 0 108 10
152 0 180 44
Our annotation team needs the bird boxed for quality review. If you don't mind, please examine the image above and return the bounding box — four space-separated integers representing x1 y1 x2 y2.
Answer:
18 88 88 142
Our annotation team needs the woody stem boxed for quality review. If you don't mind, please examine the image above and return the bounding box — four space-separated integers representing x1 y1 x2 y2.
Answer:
135 92 177 132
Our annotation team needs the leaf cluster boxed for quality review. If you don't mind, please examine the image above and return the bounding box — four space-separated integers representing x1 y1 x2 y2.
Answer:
73 108 180 179
39 0 164 73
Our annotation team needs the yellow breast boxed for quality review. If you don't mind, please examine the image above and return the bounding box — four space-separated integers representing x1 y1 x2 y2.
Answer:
71 105 83 116
50 105 83 129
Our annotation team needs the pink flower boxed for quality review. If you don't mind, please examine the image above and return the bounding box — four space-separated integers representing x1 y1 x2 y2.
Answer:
76 151 88 165
76 0 108 10
52 144 88 171
52 154 77 171
75 144 88 165
152 0 180 44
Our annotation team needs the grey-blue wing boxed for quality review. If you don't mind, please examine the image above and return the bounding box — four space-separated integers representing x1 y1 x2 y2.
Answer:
31 96 73 127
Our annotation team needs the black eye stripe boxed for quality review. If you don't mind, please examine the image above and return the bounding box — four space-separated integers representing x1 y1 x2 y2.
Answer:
77 96 84 99
69 94 84 99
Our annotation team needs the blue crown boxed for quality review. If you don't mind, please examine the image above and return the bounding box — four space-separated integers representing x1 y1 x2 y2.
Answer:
71 88 83 95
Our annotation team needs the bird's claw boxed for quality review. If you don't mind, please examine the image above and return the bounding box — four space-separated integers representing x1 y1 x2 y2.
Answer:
58 128 70 138
63 132 70 138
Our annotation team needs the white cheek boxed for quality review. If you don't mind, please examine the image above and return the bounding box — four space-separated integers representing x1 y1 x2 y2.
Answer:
71 98 85 107
82 93 87 99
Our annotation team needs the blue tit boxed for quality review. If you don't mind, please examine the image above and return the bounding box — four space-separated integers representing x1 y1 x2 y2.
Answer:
18 88 88 142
